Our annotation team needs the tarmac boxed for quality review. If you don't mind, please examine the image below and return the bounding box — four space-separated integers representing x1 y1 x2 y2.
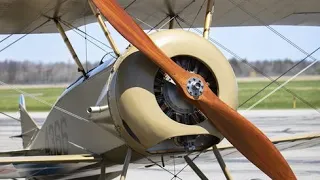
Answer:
0 110 319 180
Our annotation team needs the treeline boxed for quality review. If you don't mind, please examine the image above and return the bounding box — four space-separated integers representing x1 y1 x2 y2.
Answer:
0 59 319 84
0 60 98 84
229 58 320 77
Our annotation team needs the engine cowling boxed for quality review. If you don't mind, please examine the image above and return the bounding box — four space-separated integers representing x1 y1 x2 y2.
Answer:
107 30 238 154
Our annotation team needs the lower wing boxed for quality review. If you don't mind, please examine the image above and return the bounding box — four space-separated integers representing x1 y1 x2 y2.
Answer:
0 152 100 178
141 133 320 168
0 133 319 179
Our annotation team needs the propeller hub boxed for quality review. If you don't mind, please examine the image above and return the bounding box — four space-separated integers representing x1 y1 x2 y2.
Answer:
187 77 204 98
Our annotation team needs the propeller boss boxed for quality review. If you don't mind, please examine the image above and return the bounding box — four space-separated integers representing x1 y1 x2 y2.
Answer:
186 77 204 98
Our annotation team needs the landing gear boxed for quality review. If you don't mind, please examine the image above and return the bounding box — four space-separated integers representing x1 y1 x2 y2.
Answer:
120 148 132 180
184 146 232 180
184 155 208 180
99 160 106 180
213 145 233 180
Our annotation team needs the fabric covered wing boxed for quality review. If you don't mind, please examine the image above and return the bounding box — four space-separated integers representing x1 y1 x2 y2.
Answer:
0 154 100 164
0 153 100 178
141 133 320 167
186 133 320 162
215 133 320 159
1 0 320 34
0 134 319 178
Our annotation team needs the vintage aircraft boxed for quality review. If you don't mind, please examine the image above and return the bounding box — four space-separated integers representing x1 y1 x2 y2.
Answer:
0 0 320 179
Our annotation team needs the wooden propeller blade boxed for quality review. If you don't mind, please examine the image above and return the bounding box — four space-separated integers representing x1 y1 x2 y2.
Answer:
92 0 296 179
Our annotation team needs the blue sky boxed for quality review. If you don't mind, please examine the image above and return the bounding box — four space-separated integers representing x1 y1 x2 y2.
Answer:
0 22 319 64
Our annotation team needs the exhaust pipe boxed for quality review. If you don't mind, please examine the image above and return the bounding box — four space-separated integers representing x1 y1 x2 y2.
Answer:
87 105 109 114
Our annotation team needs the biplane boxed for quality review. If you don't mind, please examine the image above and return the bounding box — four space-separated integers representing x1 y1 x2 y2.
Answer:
0 0 320 179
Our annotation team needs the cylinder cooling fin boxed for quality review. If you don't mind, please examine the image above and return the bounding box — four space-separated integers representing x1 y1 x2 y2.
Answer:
154 55 219 126
108 29 238 154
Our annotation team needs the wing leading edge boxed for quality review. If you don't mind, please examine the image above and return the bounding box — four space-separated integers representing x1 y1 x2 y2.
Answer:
0 154 100 165
215 133 320 159
140 133 320 167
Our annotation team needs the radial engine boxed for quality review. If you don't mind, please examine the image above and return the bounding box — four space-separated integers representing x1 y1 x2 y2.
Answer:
98 30 238 154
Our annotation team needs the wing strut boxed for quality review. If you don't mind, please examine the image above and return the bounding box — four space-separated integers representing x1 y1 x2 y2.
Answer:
54 19 88 78
203 1 233 178
203 0 215 39
120 148 132 180
88 0 120 57
169 15 175 29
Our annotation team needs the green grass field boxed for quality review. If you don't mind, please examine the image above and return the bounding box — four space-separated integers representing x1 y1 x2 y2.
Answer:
0 80 319 111
0 88 64 112
238 80 320 109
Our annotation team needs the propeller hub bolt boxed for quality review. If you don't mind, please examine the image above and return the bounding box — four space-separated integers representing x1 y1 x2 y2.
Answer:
186 77 204 98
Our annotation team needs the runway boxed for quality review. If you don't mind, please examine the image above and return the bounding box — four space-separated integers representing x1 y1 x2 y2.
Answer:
0 110 320 180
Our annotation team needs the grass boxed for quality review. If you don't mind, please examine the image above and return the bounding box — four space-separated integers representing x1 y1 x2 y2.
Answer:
238 80 320 109
0 88 64 112
0 80 319 111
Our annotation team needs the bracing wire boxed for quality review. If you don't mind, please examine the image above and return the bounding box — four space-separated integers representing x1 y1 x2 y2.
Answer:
0 0 174 127
245 60 319 111
59 19 116 59
124 0 137 10
176 16 320 113
225 0 320 107
0 112 20 122
239 46 320 108
146 16 169 34
134 150 183 180
188 0 206 31
0 35 13 44
172 150 205 179
59 19 114 52
0 20 50 54
0 80 90 123
0 0 67 47
156 0 197 31
227 0 317 61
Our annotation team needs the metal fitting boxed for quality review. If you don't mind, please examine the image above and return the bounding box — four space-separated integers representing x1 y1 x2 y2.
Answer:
186 77 204 97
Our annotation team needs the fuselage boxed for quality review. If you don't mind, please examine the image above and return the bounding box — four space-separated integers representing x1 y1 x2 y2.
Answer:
29 60 124 155
19 60 127 178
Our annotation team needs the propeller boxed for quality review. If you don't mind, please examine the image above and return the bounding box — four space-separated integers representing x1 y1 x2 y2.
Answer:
92 0 296 179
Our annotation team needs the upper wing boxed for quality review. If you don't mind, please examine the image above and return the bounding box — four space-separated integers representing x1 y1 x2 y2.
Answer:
1 0 320 34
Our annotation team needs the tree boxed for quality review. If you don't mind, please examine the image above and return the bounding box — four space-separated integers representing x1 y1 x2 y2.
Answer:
8 60 17 83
